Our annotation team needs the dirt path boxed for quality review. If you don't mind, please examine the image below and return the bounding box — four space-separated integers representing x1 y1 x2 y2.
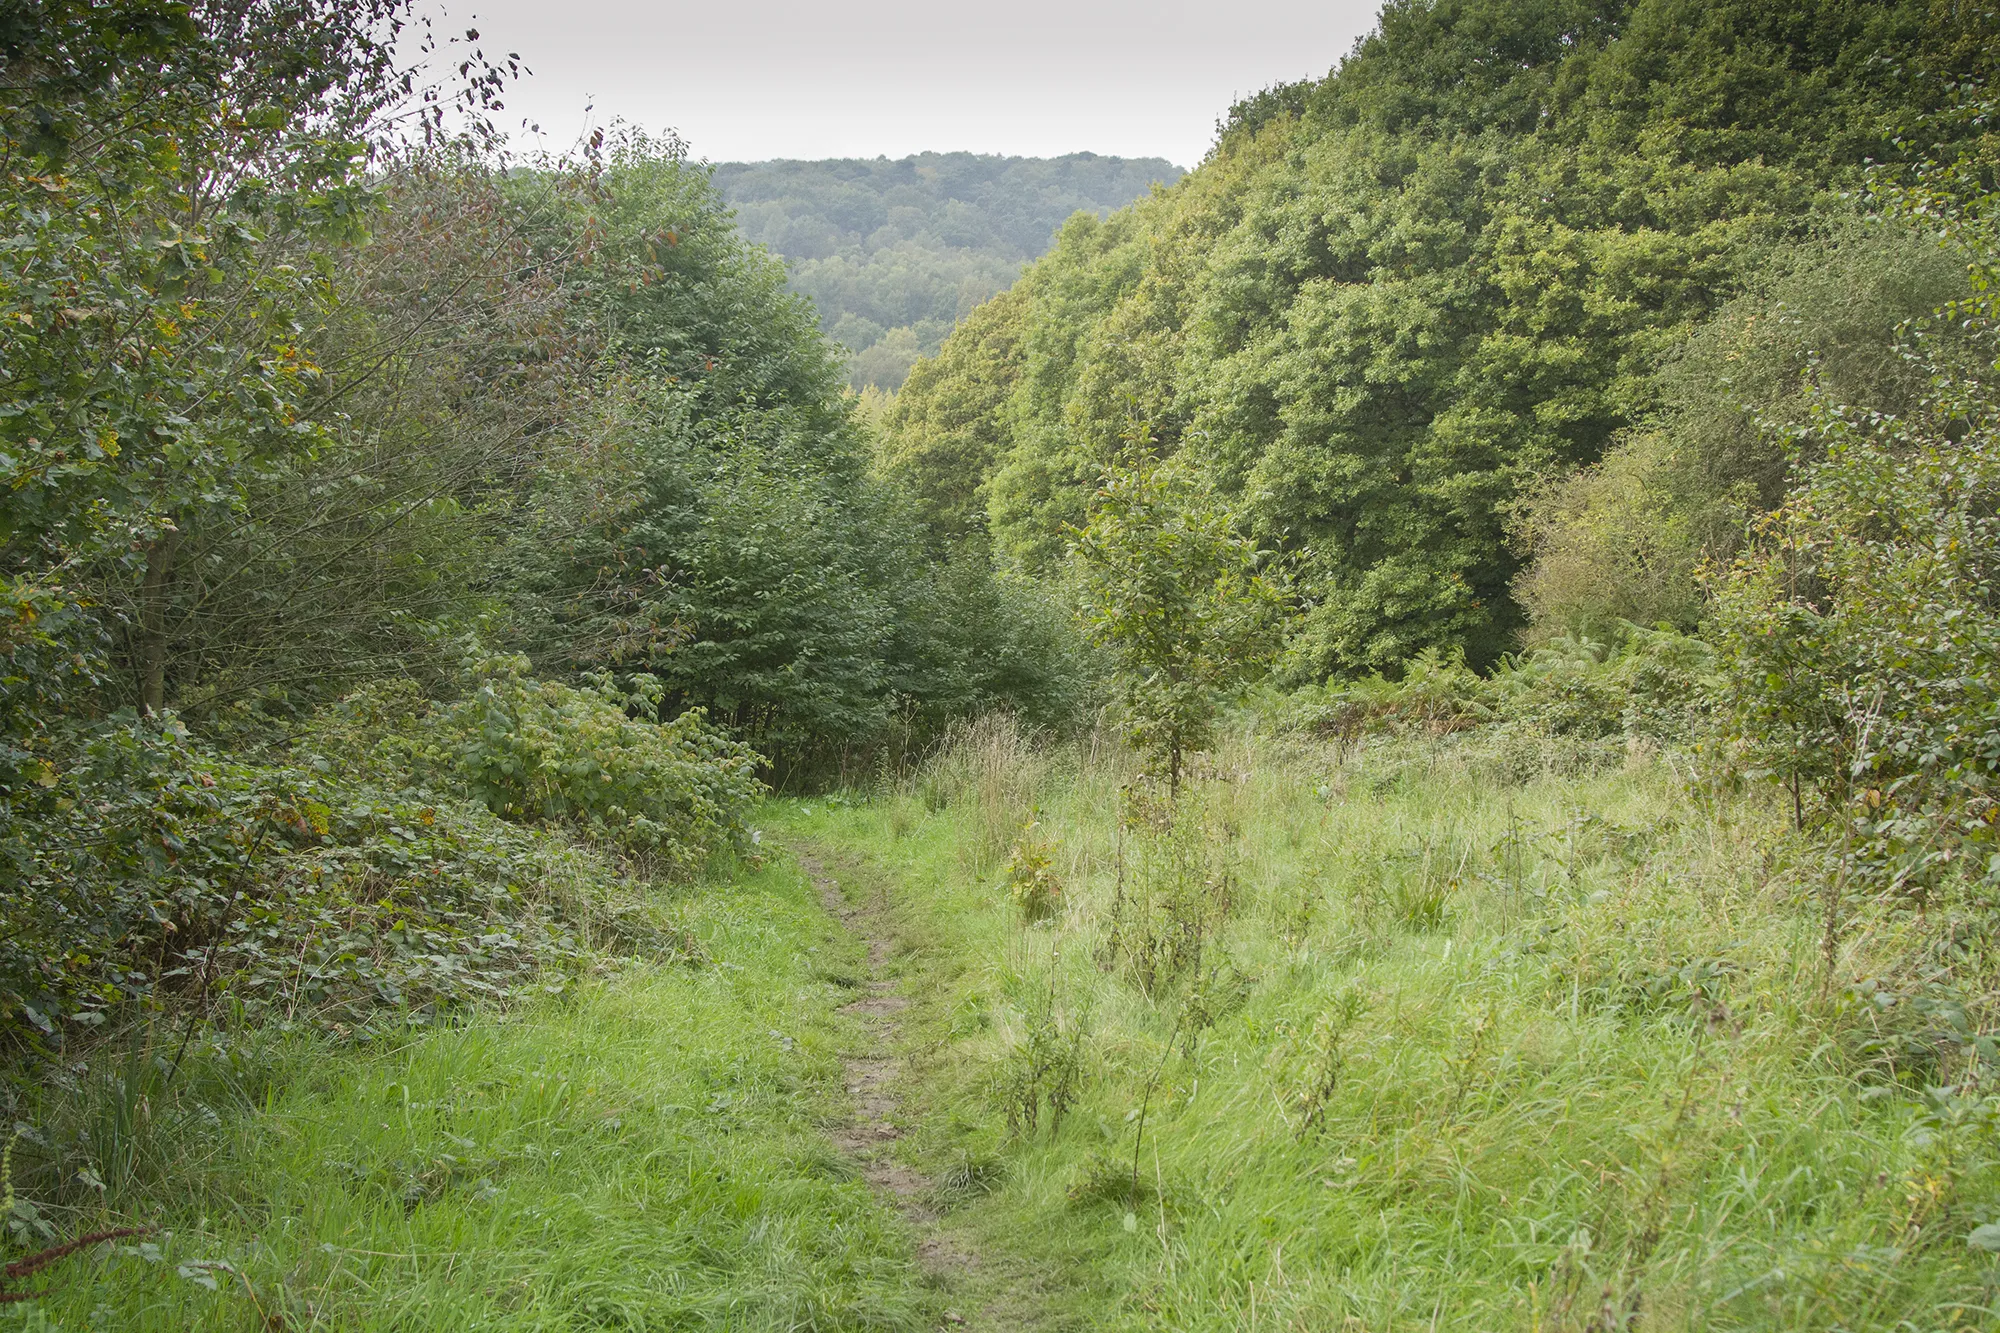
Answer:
800 851 1041 1331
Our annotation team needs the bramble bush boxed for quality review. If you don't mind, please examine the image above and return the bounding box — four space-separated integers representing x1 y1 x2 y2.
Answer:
1710 98 2000 899
1285 624 1714 780
0 655 765 1054
427 656 766 875
303 657 766 874
0 712 641 1053
1710 379 2000 896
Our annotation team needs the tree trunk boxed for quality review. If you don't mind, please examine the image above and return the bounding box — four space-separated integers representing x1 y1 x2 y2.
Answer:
138 527 180 715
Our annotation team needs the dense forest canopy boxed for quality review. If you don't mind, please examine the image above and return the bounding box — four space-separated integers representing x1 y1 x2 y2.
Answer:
881 0 1997 674
712 153 1182 388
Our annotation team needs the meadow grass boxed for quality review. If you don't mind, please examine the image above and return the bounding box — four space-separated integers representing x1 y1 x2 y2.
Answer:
10 718 1999 1331
3 854 937 1331
778 721 2000 1331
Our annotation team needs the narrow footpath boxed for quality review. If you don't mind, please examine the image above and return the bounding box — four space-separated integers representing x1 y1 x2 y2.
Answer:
799 850 1051 1332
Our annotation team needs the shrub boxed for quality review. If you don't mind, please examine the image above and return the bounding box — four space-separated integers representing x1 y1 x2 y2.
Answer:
1285 625 1714 775
0 652 764 1053
1002 821 1064 923
0 710 671 1052
429 657 766 875
1710 104 2000 892
917 713 1048 874
1511 429 1738 637
1071 423 1287 794
1710 381 2000 894
1513 221 1976 641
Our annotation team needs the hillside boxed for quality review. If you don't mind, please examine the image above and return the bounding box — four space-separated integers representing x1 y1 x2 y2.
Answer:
879 0 1996 672
712 152 1183 388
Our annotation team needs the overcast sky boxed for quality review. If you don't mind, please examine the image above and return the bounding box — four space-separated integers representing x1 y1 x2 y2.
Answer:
411 0 1383 169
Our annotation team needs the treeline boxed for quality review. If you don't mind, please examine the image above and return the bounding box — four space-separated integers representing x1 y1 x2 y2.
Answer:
0 2 1081 1052
886 0 2000 952
712 153 1182 388
882 0 1996 671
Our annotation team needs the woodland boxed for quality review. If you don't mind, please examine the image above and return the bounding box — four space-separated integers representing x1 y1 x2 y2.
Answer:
1 0 1999 1328
712 153 1180 391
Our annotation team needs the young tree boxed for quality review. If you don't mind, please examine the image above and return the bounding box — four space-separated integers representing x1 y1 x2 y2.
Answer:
1071 421 1286 794
0 1 524 718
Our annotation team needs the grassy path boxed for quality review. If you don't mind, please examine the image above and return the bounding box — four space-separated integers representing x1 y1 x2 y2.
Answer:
800 845 1056 1332
16 850 949 1330
25 760 1985 1328
772 753 2000 1331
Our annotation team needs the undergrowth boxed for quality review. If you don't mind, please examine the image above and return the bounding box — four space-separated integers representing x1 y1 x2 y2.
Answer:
0 658 762 1054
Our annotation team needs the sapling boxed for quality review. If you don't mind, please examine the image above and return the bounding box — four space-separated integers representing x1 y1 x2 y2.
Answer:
1070 412 1286 799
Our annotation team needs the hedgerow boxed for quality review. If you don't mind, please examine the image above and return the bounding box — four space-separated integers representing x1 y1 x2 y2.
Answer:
406 656 764 876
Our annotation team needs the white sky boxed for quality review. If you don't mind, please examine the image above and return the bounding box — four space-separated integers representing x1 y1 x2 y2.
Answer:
411 0 1383 169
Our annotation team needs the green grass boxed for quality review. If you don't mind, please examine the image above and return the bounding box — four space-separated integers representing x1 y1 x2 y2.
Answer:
776 723 2000 1331
13 720 2000 1330
4 854 938 1331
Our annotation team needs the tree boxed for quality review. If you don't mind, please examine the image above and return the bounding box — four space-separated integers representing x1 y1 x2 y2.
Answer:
710 152 1182 390
70 154 606 720
875 286 1029 546
885 0 1997 674
1511 219 1976 640
0 1 525 718
1071 420 1285 794
519 134 1087 781
1710 93 2000 894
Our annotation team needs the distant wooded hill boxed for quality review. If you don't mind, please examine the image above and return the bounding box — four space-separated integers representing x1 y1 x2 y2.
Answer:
711 153 1183 389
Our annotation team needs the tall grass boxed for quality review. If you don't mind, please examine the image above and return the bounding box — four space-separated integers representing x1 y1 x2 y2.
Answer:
786 718 2000 1330
912 714 1052 875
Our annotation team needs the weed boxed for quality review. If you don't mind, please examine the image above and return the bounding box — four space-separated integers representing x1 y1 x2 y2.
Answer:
1442 1002 1497 1121
1123 1008 1183 1207
1110 784 1238 993
787 707 2000 1326
1179 960 1252 1040
1002 820 1064 924
1064 1151 1154 1211
1277 874 1321 949
999 954 1089 1138
1282 988 1367 1138
1389 833 1471 933
1389 870 1451 934
932 1151 1005 1209
919 715 1046 874
0 1129 152 1308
